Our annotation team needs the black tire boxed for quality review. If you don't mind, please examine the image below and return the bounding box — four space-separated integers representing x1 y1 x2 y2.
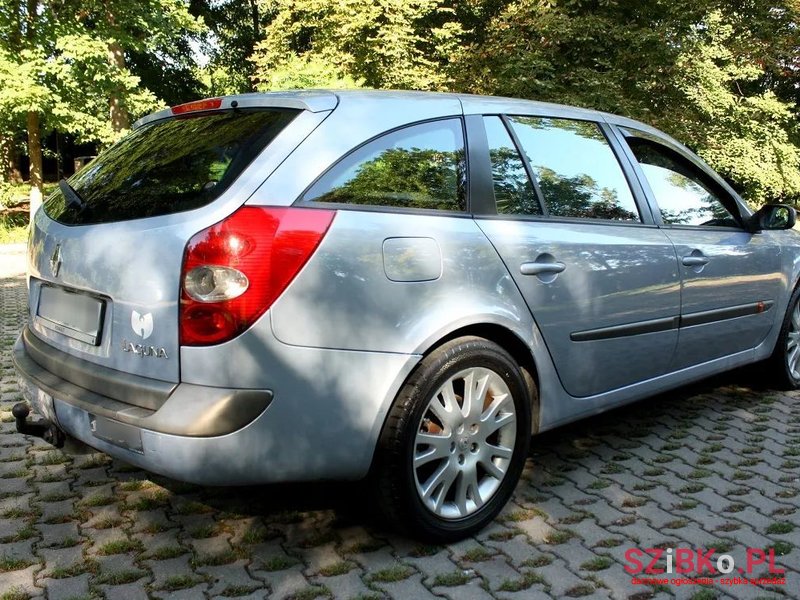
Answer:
767 283 800 389
371 336 532 542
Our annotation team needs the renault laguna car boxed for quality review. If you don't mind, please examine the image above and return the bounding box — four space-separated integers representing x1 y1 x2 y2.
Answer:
12 90 800 540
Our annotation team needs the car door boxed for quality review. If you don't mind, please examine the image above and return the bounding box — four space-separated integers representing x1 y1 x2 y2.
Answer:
473 114 681 398
616 127 784 369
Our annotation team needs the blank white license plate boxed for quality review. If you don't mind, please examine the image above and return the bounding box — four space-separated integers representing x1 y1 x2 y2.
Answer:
36 285 105 345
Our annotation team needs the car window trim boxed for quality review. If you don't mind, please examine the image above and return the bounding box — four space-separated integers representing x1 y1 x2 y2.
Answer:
464 114 495 215
475 212 662 228
294 115 469 214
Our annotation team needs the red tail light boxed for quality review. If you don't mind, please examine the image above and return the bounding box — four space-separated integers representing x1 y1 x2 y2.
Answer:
180 206 335 346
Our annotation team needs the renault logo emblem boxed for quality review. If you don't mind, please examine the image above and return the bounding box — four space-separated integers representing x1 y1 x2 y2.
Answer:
50 245 62 277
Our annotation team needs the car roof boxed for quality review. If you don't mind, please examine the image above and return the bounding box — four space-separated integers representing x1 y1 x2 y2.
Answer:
135 88 655 132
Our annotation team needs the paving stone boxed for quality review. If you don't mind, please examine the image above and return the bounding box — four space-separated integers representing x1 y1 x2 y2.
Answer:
40 573 90 600
1 248 799 598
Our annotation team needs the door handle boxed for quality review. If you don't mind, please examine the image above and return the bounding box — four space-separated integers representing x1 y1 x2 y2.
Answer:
681 255 709 267
520 262 566 276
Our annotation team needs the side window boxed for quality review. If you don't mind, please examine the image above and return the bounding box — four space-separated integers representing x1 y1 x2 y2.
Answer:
625 135 740 227
507 116 640 221
483 116 541 216
303 119 466 212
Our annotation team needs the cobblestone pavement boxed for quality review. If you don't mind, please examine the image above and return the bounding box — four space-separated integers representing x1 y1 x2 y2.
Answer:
1 244 798 600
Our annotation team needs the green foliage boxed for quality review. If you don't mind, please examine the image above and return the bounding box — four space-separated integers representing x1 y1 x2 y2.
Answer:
251 0 465 90
453 0 800 206
0 0 799 211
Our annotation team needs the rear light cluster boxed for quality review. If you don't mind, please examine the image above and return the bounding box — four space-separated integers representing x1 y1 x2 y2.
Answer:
180 206 335 346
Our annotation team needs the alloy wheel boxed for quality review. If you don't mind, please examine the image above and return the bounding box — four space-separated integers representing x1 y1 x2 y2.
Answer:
413 367 517 520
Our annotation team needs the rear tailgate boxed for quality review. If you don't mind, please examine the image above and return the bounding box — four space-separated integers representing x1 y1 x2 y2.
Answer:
26 95 335 384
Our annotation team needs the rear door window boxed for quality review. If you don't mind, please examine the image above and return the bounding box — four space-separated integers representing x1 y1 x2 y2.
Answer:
45 108 298 225
507 116 640 222
302 119 466 212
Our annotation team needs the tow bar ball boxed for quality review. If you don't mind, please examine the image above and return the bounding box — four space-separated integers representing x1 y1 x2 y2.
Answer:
12 402 66 448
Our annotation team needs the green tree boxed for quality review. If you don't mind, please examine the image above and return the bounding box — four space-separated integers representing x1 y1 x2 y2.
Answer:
453 0 800 206
251 0 465 90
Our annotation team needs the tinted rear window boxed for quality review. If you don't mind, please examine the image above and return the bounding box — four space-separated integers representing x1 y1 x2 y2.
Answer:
44 109 298 225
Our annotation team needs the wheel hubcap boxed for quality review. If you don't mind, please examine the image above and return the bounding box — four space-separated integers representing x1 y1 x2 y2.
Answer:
787 300 800 381
413 367 517 520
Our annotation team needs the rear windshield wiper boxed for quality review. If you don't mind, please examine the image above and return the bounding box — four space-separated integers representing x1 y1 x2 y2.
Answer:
59 179 87 213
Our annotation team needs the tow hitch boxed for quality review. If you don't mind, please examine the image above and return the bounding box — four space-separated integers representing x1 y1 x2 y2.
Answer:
12 402 65 448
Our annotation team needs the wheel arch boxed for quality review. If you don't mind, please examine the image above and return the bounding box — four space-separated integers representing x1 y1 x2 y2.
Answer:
416 322 542 435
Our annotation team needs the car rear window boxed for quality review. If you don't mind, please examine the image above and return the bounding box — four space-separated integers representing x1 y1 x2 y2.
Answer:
302 118 466 212
44 108 299 225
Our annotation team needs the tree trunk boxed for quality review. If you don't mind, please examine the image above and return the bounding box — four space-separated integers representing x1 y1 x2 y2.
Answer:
108 40 130 132
0 135 22 183
27 111 43 216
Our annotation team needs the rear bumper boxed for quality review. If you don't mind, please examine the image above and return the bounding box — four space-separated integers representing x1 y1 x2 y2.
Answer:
13 327 277 483
13 326 420 485
13 327 273 437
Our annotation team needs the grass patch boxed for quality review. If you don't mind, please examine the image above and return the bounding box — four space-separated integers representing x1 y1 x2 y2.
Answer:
125 490 170 511
0 555 35 572
318 560 355 577
369 565 414 583
0 525 36 544
0 468 30 479
766 521 795 535
38 451 70 465
259 554 296 571
462 546 493 562
497 571 546 592
688 469 712 480
433 570 472 587
487 527 523 541
409 544 441 557
709 539 734 553
97 538 144 555
192 549 243 567
0 586 29 600
43 537 80 549
95 569 147 585
290 586 331 600
546 529 575 544
664 519 689 529
588 479 611 489
768 541 793 555
80 494 116 507
581 556 613 571
48 559 99 579
680 483 705 494
505 507 546 522
522 554 554 568
189 524 216 539
565 584 595 597
220 585 261 597
239 527 273 545
632 482 657 491
91 516 125 529
622 497 647 508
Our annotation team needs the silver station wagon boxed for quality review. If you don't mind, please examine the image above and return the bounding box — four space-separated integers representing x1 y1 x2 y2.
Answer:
12 90 800 540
